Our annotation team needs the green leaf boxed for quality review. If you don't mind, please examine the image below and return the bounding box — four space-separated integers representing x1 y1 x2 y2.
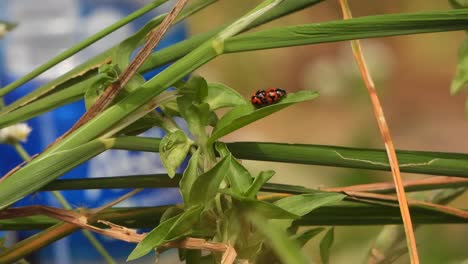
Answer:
221 189 298 219
177 96 211 139
320 228 334 264
245 170 275 198
214 141 231 158
451 38 468 94
239 199 299 219
128 206 203 260
292 227 325 248
209 90 319 143
181 76 208 103
159 130 193 177
205 83 247 110
159 206 184 224
272 193 345 231
248 213 310 264
180 148 201 205
226 157 253 195
275 193 346 217
189 155 231 206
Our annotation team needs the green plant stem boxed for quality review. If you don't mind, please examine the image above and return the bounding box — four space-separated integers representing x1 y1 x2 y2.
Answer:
41 175 468 194
0 0 169 97
111 137 468 178
12 143 116 264
13 143 31 162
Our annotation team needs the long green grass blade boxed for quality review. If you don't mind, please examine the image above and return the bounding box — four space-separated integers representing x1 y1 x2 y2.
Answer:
0 202 465 232
43 174 180 190
227 142 468 178
0 74 101 128
224 9 468 52
296 201 467 225
111 137 468 178
41 175 468 194
0 139 113 209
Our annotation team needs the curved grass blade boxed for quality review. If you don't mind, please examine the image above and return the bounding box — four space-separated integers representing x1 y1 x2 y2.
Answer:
224 9 468 53
0 139 113 210
227 142 468 178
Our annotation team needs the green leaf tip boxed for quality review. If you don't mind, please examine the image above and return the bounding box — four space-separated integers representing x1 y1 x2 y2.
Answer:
127 205 203 261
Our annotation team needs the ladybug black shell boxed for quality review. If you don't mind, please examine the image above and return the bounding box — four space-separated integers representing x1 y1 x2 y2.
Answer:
251 88 287 107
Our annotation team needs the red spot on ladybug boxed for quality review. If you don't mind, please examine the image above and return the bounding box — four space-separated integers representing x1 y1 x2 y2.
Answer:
251 88 287 107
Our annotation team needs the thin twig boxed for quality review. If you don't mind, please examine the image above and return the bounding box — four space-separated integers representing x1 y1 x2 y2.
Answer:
92 188 143 213
343 191 468 219
324 176 468 193
338 1 419 262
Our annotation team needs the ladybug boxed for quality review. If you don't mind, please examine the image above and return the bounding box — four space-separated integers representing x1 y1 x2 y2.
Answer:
251 88 287 107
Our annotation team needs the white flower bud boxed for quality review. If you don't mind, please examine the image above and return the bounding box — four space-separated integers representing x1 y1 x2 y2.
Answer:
0 24 6 38
0 123 32 144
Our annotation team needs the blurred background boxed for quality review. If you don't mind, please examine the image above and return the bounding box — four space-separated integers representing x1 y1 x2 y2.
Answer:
188 1 468 263
1 0 468 263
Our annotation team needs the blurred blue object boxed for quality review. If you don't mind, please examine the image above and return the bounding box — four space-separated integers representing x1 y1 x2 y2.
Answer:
0 0 186 263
